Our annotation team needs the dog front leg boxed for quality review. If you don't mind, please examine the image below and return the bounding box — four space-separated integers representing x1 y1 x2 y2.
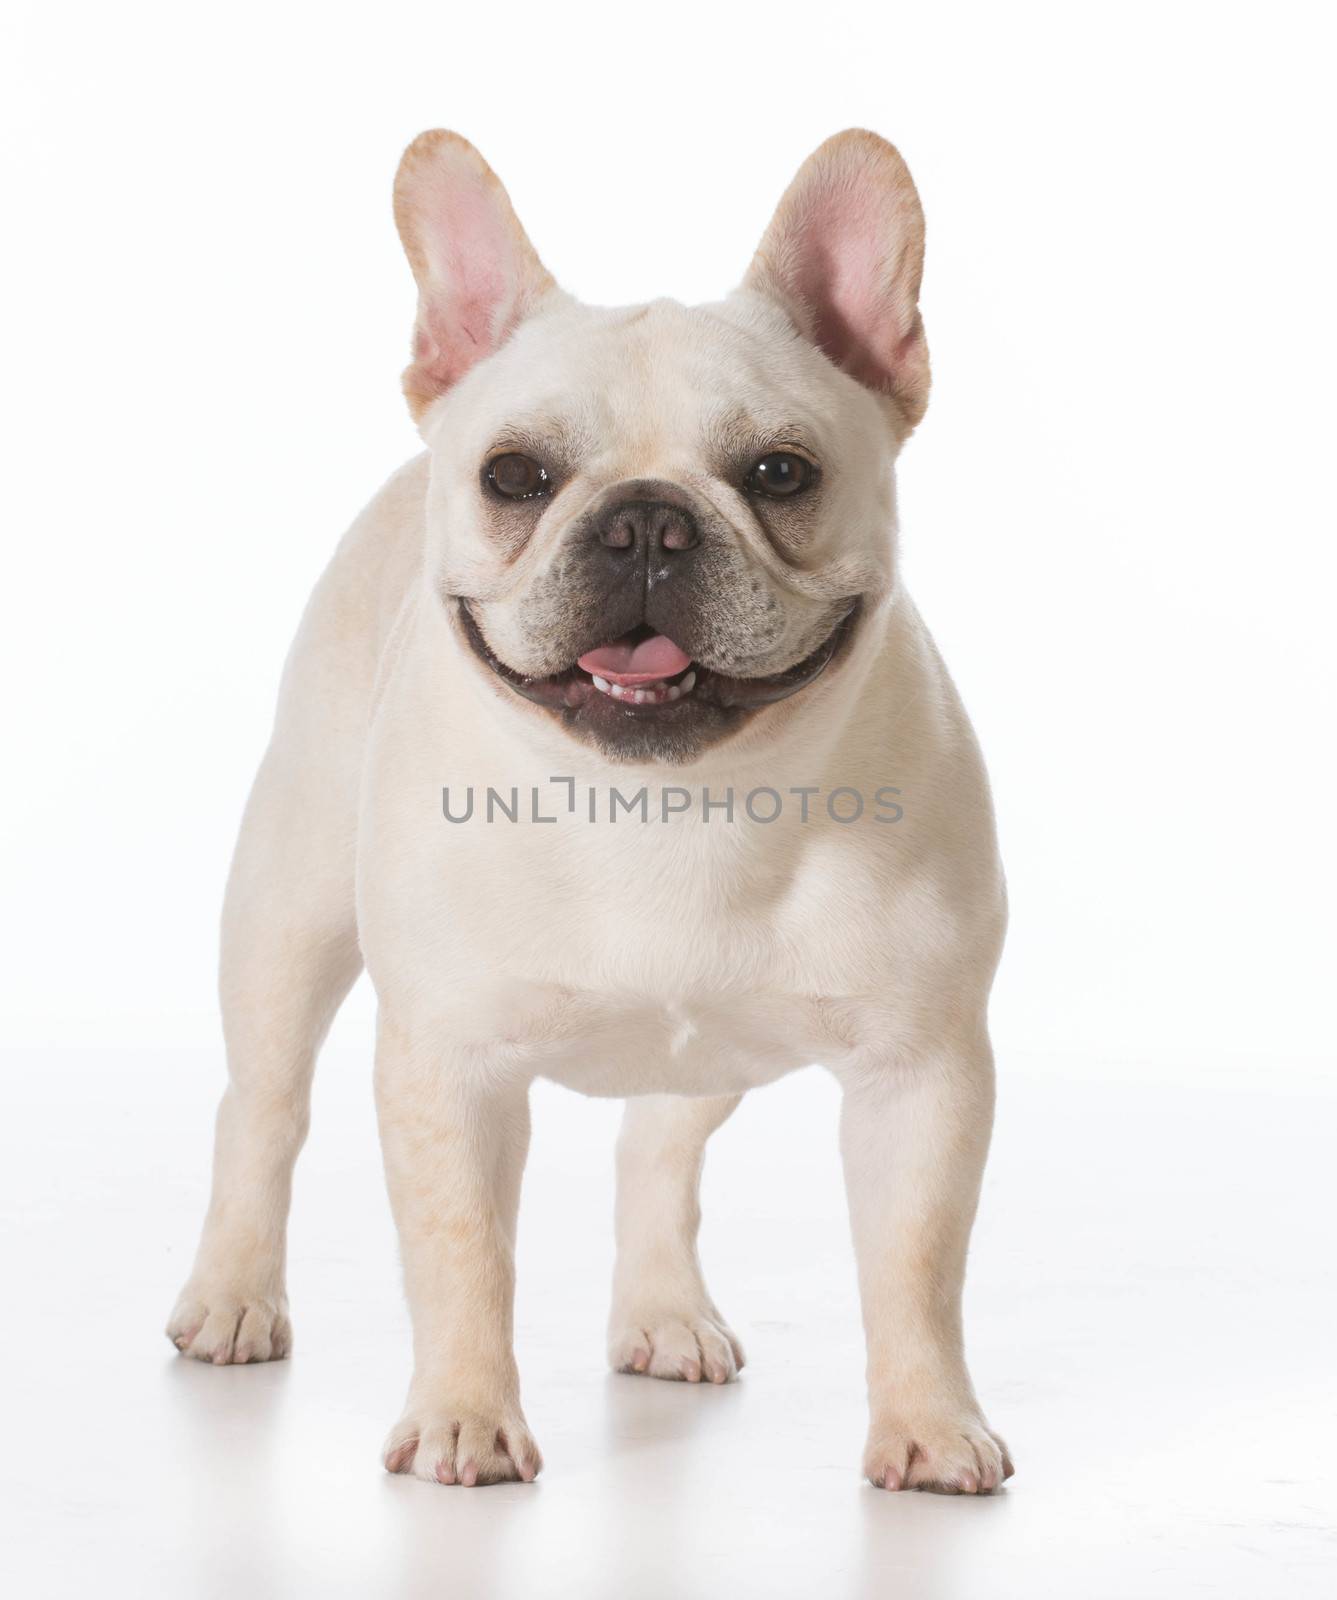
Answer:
835 1035 1013 1493
376 1025 540 1486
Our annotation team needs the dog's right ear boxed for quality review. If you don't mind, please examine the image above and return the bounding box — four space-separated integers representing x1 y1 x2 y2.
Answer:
393 131 559 421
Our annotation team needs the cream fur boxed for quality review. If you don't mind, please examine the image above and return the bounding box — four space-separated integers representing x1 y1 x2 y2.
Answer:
168 130 1012 1495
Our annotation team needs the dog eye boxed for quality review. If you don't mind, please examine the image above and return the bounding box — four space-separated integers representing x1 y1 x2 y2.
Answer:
746 452 814 498
486 453 551 500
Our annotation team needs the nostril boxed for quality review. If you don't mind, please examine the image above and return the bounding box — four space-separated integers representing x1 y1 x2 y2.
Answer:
596 499 700 554
601 515 636 550
659 510 699 552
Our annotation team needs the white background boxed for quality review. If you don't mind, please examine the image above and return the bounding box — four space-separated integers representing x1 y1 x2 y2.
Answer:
2 3 1334 1597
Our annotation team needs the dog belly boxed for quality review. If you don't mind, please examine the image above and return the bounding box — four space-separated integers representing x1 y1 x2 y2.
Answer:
531 992 838 1098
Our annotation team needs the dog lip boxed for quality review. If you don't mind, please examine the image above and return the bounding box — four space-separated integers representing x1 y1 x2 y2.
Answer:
453 598 859 714
702 605 858 707
454 600 591 709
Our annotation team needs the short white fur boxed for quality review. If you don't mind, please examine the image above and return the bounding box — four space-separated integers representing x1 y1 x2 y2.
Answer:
167 129 1012 1495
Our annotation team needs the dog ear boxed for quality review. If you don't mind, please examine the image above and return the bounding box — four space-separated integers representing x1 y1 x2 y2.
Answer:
744 130 929 431
394 131 559 420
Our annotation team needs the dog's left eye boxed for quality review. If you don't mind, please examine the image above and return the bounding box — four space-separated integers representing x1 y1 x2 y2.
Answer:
486 453 551 500
746 452 815 498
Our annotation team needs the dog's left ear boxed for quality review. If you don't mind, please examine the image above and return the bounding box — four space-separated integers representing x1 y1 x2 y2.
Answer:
394 130 560 420
744 130 929 431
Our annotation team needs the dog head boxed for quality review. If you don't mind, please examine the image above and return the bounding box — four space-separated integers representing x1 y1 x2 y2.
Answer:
395 130 929 763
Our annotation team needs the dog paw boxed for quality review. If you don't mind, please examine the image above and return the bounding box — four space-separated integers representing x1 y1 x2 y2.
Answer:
383 1403 542 1486
864 1412 1013 1493
609 1304 745 1384
166 1284 292 1365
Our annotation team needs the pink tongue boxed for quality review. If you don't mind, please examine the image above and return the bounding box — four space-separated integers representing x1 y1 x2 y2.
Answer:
577 633 693 687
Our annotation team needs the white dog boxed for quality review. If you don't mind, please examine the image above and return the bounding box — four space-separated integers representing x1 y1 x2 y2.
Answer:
168 129 1013 1494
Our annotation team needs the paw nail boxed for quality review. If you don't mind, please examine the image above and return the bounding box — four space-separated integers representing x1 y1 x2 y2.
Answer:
631 1348 649 1372
434 1461 455 1485
706 1363 727 1384
461 1460 479 1487
681 1360 701 1382
882 1468 902 1491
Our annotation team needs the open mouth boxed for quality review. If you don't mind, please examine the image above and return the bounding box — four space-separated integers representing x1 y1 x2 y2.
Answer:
577 632 698 706
457 605 857 717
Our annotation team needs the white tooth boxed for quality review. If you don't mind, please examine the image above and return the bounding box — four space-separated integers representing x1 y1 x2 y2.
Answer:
666 685 681 702
681 670 696 694
610 683 625 698
593 675 610 692
633 689 648 704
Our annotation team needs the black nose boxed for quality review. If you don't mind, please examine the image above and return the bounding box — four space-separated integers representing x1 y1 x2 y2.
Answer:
597 499 700 555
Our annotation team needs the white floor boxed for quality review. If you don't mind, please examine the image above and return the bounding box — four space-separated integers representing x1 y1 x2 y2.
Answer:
3 1043 1333 1598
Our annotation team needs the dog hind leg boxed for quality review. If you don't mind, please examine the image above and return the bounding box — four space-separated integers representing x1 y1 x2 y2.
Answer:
608 1093 745 1383
166 741 362 1364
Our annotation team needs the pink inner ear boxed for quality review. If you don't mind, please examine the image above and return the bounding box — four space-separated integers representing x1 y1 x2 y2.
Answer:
794 188 910 393
416 181 522 391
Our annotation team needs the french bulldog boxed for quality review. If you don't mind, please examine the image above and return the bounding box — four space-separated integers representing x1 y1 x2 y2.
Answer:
167 129 1014 1494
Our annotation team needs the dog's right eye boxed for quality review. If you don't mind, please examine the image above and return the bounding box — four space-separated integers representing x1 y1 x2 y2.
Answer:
486 453 551 501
